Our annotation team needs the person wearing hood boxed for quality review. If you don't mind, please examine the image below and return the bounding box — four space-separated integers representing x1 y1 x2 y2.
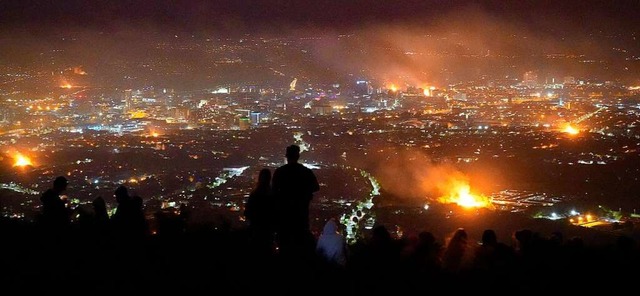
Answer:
316 218 347 267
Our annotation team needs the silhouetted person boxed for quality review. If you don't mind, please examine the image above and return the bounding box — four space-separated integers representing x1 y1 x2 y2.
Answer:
244 168 276 258
473 229 515 276
399 230 441 279
39 176 71 231
110 185 147 240
272 144 320 262
357 225 399 294
513 228 534 255
442 228 473 273
36 176 73 293
111 185 132 230
316 218 347 267
178 203 190 231
315 218 349 291
131 194 149 238
92 196 109 226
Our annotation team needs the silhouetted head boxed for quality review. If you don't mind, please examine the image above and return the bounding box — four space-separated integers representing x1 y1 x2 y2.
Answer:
114 185 129 203
446 228 468 247
322 218 339 235
514 229 533 244
481 229 498 246
418 231 436 246
453 228 467 240
371 225 392 243
285 144 300 163
257 168 271 187
93 196 106 209
53 176 68 192
550 231 564 245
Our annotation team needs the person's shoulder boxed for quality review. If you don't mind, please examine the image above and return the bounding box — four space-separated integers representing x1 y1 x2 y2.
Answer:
274 164 289 172
295 163 311 170
41 189 54 198
301 164 316 174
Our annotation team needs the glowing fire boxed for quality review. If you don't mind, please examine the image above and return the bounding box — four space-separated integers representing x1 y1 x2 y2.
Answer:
563 124 579 135
423 86 435 96
13 153 33 167
388 84 398 92
73 67 87 75
61 83 73 89
438 183 491 209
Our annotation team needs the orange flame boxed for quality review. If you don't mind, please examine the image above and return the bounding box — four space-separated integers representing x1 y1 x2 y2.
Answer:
13 153 33 167
563 124 579 135
73 67 87 75
437 182 491 209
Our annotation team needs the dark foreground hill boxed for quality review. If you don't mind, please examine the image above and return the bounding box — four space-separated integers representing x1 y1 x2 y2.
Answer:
0 208 638 295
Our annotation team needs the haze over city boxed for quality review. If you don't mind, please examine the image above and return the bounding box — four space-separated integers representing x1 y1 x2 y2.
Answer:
3 1 640 294
1 0 640 248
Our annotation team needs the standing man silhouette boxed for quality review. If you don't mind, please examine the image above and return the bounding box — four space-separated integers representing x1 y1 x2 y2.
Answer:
39 176 71 231
272 144 320 262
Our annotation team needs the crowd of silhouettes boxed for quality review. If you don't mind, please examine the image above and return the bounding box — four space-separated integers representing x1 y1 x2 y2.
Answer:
2 145 639 294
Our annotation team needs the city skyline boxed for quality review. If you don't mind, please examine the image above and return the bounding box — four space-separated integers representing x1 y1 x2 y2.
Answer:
2 2 640 294
1 1 639 240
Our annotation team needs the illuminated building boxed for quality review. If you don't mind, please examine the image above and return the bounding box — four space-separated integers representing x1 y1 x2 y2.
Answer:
0 108 12 124
311 100 333 115
523 71 538 88
355 80 373 96
452 93 467 101
238 116 251 130
250 111 261 125
124 89 133 111
563 76 576 85
174 107 190 121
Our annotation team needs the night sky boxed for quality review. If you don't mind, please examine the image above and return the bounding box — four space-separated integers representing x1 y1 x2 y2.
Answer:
1 0 638 36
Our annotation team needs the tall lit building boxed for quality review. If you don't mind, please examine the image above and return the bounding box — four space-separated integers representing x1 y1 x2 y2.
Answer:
163 88 176 108
523 71 538 88
355 80 373 96
124 89 133 111
250 111 261 125
0 109 9 124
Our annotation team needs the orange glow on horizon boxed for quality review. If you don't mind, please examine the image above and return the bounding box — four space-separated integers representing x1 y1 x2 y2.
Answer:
437 181 492 209
13 153 33 167
563 124 579 135
61 83 73 89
